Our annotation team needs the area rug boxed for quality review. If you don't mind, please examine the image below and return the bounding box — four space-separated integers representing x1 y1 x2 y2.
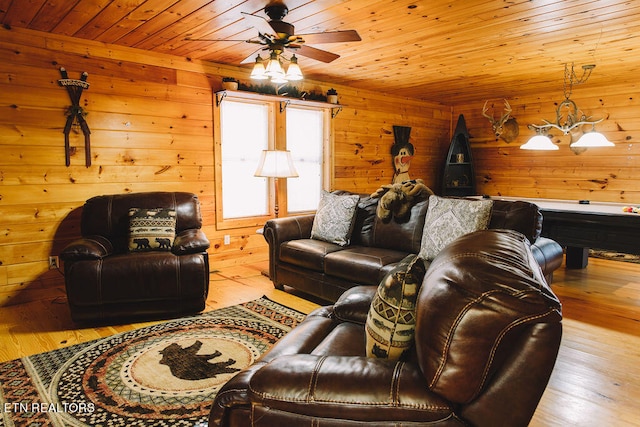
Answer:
0 296 306 427
589 249 640 264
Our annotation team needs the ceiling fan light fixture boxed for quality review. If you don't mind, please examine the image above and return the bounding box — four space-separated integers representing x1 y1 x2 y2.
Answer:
285 54 303 81
250 55 268 80
265 52 284 77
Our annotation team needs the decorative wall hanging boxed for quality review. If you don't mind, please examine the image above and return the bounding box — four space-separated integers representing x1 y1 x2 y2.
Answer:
391 125 414 184
58 67 91 167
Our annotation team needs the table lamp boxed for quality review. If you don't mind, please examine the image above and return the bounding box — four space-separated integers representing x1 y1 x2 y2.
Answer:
254 150 299 217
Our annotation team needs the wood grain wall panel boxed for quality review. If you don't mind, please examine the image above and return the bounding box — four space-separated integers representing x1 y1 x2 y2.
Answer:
0 26 449 306
454 88 640 203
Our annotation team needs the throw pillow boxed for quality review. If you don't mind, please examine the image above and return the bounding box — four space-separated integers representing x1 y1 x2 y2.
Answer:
418 195 493 261
365 254 426 360
311 191 359 246
128 207 177 252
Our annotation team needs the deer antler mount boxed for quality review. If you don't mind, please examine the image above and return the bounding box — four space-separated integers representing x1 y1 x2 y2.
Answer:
482 100 519 143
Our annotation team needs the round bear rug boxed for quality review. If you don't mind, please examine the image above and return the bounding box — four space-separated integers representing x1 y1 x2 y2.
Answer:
13 297 305 427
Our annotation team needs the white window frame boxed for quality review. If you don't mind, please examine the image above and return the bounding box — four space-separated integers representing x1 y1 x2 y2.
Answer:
213 91 333 230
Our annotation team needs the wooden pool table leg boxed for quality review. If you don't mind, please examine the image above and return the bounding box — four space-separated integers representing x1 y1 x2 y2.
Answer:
566 246 589 269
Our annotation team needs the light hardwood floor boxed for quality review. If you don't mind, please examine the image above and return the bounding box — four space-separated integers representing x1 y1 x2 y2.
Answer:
0 258 638 426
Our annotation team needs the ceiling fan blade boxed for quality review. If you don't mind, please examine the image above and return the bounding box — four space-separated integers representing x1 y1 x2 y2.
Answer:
241 11 274 35
297 30 361 44
184 37 249 42
240 48 266 64
295 45 340 63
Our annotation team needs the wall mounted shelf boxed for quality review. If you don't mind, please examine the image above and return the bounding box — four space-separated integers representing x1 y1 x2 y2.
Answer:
442 114 476 197
215 90 343 117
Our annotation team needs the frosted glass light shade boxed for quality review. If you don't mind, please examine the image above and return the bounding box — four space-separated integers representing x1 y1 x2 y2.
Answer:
254 150 299 178
520 134 559 150
570 131 614 147
265 53 285 78
285 55 303 81
250 56 267 80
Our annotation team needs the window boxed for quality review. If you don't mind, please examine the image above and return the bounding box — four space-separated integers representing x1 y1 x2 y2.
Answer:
220 100 270 219
286 107 325 213
214 92 332 229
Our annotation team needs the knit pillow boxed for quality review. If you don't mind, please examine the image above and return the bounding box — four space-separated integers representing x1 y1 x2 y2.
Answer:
311 191 359 246
365 254 426 360
418 195 493 261
128 208 176 252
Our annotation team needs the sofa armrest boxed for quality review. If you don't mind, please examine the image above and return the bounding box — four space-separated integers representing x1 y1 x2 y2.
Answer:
60 235 114 261
332 285 377 325
172 229 210 255
247 354 451 422
263 214 315 245
263 214 315 281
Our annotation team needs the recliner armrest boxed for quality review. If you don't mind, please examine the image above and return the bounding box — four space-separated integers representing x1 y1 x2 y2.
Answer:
248 354 452 422
60 235 114 261
172 229 210 254
332 285 377 325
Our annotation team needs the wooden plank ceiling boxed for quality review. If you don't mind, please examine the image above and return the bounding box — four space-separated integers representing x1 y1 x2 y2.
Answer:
2 0 639 104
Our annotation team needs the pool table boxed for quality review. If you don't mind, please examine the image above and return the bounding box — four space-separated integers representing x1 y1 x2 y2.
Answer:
483 196 640 268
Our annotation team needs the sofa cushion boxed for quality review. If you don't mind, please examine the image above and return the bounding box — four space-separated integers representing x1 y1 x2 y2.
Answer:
371 198 430 253
324 247 410 285
128 207 176 252
280 239 344 272
418 195 493 261
365 254 426 360
488 199 542 243
311 191 360 246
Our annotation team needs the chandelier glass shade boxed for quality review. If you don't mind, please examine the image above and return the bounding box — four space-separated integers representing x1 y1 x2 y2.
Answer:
520 134 559 150
570 128 614 147
251 52 304 83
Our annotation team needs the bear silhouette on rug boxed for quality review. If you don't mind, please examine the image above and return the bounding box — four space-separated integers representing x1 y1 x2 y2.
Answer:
159 340 240 380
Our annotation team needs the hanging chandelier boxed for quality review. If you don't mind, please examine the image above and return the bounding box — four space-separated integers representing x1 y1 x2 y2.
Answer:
250 50 303 83
522 63 613 150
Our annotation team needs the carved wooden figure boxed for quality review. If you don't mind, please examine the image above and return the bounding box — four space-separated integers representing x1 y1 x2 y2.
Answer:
391 125 414 184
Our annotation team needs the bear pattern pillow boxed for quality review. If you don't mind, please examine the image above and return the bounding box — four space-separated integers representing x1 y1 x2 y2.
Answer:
418 195 493 261
365 254 427 360
311 191 360 246
128 207 176 252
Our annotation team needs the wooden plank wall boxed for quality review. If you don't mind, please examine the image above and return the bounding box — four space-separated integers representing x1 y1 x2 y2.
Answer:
454 84 640 203
0 26 450 306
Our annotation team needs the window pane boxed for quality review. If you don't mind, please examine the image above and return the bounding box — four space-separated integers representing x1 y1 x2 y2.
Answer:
221 101 269 218
286 108 323 212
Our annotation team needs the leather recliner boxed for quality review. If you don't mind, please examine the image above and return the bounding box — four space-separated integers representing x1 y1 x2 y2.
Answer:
209 229 562 426
60 191 210 323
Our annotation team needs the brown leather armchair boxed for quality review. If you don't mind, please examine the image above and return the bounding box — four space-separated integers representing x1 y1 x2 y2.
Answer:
209 229 562 426
60 192 210 323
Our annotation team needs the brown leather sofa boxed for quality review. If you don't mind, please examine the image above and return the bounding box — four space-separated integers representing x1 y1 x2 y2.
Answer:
209 229 563 426
60 192 210 323
264 192 564 302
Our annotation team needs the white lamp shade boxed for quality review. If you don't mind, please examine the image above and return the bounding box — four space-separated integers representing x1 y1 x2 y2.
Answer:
520 134 559 150
254 150 299 178
570 131 614 147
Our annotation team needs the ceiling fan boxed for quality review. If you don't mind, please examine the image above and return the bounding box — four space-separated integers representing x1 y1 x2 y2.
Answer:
187 1 361 65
